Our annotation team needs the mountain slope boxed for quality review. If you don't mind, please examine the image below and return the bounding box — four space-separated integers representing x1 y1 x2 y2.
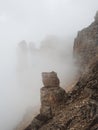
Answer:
24 12 98 130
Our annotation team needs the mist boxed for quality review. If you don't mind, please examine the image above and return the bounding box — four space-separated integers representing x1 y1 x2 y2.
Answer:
0 0 98 130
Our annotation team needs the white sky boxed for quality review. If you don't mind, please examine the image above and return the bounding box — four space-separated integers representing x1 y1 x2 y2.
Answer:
0 0 98 46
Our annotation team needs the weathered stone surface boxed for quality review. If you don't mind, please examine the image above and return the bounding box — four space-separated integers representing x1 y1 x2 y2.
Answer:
42 71 60 87
74 11 98 71
40 105 52 119
40 87 66 106
40 86 67 117
40 72 67 118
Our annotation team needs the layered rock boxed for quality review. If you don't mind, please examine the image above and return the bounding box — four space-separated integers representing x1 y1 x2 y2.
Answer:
42 72 60 87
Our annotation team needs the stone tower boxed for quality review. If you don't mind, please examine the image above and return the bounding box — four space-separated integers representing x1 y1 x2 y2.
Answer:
25 72 67 130
40 71 67 118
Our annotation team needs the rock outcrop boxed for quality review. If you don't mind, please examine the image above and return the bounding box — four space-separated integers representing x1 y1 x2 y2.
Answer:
74 11 98 71
41 72 67 117
24 72 67 130
24 12 98 130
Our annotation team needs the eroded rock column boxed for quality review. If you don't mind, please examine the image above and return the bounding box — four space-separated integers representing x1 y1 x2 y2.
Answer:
29 71 67 130
40 71 67 118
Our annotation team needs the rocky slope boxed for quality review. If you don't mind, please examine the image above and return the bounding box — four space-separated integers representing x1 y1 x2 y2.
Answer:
24 12 98 130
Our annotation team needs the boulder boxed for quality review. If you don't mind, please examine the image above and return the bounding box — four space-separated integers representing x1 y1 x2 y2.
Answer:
42 71 60 87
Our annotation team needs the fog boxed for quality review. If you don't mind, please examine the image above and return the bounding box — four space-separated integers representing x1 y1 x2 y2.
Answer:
0 0 98 130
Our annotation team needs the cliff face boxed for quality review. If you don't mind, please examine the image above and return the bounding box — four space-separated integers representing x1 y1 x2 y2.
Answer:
74 11 98 71
24 12 98 130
